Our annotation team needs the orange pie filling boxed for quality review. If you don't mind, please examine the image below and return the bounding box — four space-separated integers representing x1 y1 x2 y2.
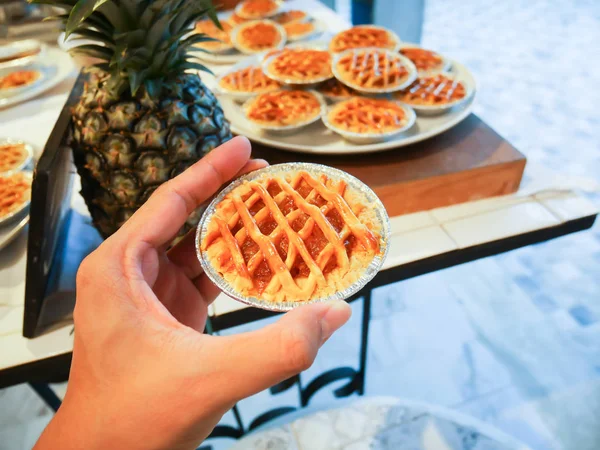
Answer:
0 143 27 172
318 79 357 98
283 22 315 38
201 171 382 302
328 98 408 134
335 49 409 90
237 22 283 51
238 0 279 18
396 74 466 105
219 66 281 93
245 90 322 127
330 26 396 53
275 10 307 24
0 172 30 217
195 19 233 49
0 70 40 90
267 49 331 82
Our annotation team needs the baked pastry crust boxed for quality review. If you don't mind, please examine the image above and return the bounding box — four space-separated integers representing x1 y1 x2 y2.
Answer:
245 90 322 127
329 25 397 53
396 74 467 106
234 20 285 53
275 10 307 24
283 21 315 39
327 98 410 134
219 66 281 93
0 143 28 173
201 170 382 302
0 172 30 218
266 49 331 82
194 19 233 51
0 70 40 90
236 0 280 19
318 79 357 99
400 47 445 73
335 49 411 91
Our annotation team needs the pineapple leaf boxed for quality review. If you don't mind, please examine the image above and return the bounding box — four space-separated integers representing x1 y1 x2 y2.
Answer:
180 61 213 76
65 0 111 38
180 34 218 47
69 44 113 61
128 68 150 95
71 28 116 47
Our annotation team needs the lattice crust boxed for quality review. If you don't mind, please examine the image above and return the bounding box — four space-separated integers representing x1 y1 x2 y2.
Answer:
219 67 281 93
0 144 27 172
0 70 40 90
237 0 279 19
318 79 357 99
237 22 284 51
245 90 321 127
0 172 30 217
275 10 307 24
335 49 409 90
400 48 444 72
267 49 331 81
202 171 382 302
195 19 233 49
330 26 396 53
283 22 315 38
396 74 466 106
328 98 408 134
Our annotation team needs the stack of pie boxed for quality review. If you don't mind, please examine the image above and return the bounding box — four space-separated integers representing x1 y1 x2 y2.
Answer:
0 172 31 219
264 48 332 83
395 74 468 108
244 90 323 129
199 165 386 304
232 20 286 54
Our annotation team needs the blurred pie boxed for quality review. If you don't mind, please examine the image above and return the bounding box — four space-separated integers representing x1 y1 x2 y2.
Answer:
245 90 322 127
229 12 249 25
327 97 410 134
0 70 40 90
201 169 382 302
283 21 316 40
334 49 412 91
195 19 233 51
234 20 285 53
396 74 467 106
266 49 331 82
0 172 31 218
329 25 398 53
317 79 357 100
400 47 445 73
236 0 280 19
219 66 281 93
275 10 307 24
0 143 28 173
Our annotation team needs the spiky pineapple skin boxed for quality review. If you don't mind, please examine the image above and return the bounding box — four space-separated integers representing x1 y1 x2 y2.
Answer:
70 68 232 239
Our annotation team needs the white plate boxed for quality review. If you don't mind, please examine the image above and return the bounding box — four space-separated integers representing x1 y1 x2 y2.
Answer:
0 138 34 175
0 171 32 226
220 59 476 154
0 40 46 70
0 48 75 109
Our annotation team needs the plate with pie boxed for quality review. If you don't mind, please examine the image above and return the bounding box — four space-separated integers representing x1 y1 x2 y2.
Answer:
235 0 282 20
329 25 401 54
399 45 451 75
216 63 282 101
283 19 325 42
0 68 44 97
273 9 308 25
395 73 473 114
332 48 417 94
0 40 46 70
196 163 390 309
231 19 287 55
242 89 326 131
262 47 332 85
322 98 416 144
194 18 235 53
0 139 33 174
0 171 32 226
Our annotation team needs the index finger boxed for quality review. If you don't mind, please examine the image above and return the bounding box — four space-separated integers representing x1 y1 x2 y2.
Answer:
117 136 252 248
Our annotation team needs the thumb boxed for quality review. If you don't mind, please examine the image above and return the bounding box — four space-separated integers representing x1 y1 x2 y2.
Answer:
206 300 351 402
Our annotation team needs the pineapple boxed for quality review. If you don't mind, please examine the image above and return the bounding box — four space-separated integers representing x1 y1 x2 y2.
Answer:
33 0 232 238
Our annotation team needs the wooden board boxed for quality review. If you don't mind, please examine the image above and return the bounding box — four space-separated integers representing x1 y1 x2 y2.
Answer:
249 114 527 217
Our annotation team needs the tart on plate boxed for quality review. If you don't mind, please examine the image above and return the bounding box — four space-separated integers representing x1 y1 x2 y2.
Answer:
232 20 286 54
235 0 281 19
317 78 358 101
274 10 308 24
0 70 41 92
0 142 31 173
228 12 249 25
243 89 323 129
0 171 31 220
333 48 416 93
399 47 449 74
194 19 234 52
283 21 317 41
395 73 469 111
264 48 332 83
218 66 281 96
198 163 387 305
329 25 400 53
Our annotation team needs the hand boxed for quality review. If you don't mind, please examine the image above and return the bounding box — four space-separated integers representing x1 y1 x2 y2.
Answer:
34 137 352 450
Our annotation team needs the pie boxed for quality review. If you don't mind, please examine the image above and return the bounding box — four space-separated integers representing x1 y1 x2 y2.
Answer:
334 49 412 91
219 66 281 93
400 47 445 73
327 97 411 134
275 10 307 24
317 79 357 99
266 49 332 82
200 169 382 302
329 25 398 53
236 0 280 19
0 143 28 173
234 20 285 53
229 12 249 25
396 74 467 106
245 90 322 127
283 22 316 40
0 70 40 90
195 19 233 51
0 172 31 218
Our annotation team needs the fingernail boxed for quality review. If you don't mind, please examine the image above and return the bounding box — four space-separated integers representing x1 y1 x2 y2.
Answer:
251 158 269 167
320 300 352 345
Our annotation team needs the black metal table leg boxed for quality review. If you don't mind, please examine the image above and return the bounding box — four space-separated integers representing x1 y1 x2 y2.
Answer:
29 382 62 412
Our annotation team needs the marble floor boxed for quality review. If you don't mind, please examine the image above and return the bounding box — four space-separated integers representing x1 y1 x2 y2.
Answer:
1 0 599 449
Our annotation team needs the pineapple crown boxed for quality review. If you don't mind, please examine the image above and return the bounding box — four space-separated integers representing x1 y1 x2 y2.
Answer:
31 0 219 95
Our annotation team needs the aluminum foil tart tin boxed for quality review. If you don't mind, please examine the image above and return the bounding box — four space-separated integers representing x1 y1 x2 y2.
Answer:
196 162 391 312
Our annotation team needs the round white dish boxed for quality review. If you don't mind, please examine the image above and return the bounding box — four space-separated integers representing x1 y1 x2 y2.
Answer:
0 171 32 226
399 43 452 75
234 0 283 20
219 59 476 154
331 48 417 94
231 19 287 55
0 40 46 70
0 47 75 109
0 138 34 174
